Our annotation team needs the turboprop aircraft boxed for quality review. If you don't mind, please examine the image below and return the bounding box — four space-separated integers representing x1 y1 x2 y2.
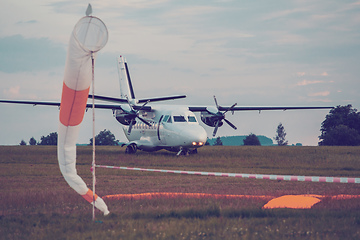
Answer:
0 56 333 155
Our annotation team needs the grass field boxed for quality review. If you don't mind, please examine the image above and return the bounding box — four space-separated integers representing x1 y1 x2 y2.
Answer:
1 145 360 239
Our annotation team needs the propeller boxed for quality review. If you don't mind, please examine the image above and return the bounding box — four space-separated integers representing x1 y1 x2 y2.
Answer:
125 99 151 135
211 96 238 137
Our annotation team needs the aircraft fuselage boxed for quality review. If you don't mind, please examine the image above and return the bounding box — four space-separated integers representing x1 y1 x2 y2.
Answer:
116 105 207 154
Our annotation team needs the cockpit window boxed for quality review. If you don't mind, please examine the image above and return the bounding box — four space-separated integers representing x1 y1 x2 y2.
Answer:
173 116 186 122
163 115 169 122
188 116 197 122
162 115 172 123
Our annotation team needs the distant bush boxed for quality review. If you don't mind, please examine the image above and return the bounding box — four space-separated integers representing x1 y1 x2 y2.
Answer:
38 132 57 145
89 129 119 146
243 133 261 146
213 137 223 146
29 137 37 146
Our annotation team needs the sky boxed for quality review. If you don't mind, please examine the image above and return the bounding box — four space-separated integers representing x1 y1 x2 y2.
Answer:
1 0 359 146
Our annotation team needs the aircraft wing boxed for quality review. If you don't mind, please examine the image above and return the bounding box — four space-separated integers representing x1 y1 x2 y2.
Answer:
221 106 334 111
0 99 151 111
189 106 333 112
189 104 333 137
0 100 61 107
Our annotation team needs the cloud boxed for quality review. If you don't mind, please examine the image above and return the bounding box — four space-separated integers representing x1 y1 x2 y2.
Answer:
16 20 38 24
162 5 223 18
297 80 325 86
0 35 66 73
296 72 306 77
261 8 309 21
321 71 328 76
272 32 309 45
3 86 20 98
308 91 330 97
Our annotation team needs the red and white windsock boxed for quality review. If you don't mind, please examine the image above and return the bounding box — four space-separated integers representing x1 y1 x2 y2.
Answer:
57 13 109 215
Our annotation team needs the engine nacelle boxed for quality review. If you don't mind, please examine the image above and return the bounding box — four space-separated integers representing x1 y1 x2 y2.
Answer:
114 109 135 125
200 111 223 128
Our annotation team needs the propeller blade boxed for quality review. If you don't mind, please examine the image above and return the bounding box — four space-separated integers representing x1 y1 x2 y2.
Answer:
224 118 237 130
223 103 237 114
128 119 135 135
138 116 151 126
211 96 238 136
139 100 150 111
213 95 219 110
213 121 220 137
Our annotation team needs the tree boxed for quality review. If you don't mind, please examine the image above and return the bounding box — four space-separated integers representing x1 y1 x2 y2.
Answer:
319 125 360 146
29 137 37 146
243 133 261 146
20 140 26 145
39 132 58 145
274 123 288 146
319 105 360 146
213 136 223 146
89 129 119 146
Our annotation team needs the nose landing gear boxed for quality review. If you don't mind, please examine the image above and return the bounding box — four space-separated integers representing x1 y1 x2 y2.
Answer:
125 143 137 154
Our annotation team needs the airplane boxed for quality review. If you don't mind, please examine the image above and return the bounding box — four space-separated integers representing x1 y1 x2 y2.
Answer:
0 56 333 155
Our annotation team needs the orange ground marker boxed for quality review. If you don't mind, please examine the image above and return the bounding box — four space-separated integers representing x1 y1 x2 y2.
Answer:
263 195 321 209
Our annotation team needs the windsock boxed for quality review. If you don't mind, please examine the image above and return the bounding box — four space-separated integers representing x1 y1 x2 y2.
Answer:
57 14 109 215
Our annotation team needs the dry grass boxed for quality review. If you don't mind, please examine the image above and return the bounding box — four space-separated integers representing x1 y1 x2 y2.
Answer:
1 145 360 239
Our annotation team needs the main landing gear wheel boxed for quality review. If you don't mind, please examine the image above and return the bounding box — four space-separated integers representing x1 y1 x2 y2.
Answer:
189 149 198 154
177 148 198 156
125 144 137 154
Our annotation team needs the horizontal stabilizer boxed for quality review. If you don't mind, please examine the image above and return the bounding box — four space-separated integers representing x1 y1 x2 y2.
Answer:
89 94 186 104
88 94 128 103
137 95 186 103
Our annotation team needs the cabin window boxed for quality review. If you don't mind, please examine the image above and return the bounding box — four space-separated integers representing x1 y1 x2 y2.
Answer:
188 116 197 122
173 116 186 122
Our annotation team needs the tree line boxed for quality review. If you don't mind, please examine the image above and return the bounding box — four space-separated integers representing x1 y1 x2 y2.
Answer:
20 133 58 146
19 105 360 146
210 123 287 146
19 129 119 146
208 105 360 146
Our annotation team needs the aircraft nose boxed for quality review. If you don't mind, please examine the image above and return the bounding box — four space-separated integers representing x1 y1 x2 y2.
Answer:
182 125 207 147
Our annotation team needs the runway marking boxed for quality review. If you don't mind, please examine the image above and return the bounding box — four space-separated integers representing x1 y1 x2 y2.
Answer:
103 192 272 200
95 164 360 183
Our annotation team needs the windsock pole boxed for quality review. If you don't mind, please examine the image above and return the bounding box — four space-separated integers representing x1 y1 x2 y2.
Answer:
91 52 96 221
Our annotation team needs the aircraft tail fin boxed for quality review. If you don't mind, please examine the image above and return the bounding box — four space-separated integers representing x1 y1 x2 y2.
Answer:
117 56 136 101
116 56 186 105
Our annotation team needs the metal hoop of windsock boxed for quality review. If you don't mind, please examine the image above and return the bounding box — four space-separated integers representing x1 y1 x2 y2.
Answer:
57 8 109 216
